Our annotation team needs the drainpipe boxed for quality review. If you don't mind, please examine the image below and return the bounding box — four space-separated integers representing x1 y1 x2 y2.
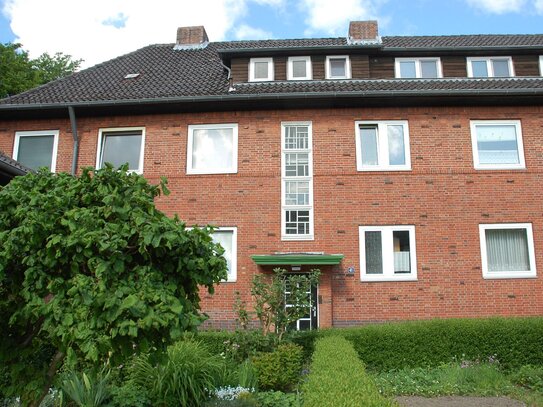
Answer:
68 106 79 175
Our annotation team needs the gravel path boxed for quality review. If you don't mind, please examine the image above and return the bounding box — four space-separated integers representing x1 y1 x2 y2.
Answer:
396 396 525 407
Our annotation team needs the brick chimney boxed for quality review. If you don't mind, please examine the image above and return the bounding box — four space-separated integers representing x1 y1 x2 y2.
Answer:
175 26 209 49
348 21 379 43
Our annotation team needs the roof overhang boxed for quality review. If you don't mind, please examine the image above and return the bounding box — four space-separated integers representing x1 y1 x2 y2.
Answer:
252 253 344 266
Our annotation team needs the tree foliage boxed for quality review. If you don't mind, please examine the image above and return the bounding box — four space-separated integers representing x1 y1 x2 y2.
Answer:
0 166 227 405
0 43 82 98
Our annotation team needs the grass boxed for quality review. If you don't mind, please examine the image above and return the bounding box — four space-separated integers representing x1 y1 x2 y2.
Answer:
372 362 543 407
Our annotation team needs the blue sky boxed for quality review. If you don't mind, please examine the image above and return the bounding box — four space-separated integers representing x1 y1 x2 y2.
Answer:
1 0 542 67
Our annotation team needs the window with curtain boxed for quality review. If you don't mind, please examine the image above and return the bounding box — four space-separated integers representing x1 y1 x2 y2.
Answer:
187 124 238 174
480 224 536 279
359 225 417 281
14 130 59 172
470 120 525 169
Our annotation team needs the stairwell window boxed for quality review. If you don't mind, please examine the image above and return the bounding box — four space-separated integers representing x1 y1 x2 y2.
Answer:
325 56 351 79
479 224 536 279
13 130 59 172
467 57 514 78
97 127 145 174
288 56 312 80
395 58 442 78
187 124 238 174
282 122 314 240
470 120 525 170
359 225 417 282
249 58 274 82
355 121 411 171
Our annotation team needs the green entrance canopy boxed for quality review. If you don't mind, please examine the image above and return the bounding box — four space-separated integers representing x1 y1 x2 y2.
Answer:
251 253 344 266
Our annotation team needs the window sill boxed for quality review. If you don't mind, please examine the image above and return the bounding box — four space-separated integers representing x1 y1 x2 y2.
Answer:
361 275 418 282
483 273 537 280
186 169 238 175
357 167 412 172
281 235 314 241
474 165 526 171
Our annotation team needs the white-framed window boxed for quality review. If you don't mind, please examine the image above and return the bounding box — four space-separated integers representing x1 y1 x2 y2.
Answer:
467 57 514 78
249 57 274 82
395 57 442 78
96 127 145 174
187 123 238 174
355 120 411 171
212 227 238 282
359 225 417 282
539 56 543 76
281 122 314 240
287 56 312 80
470 120 525 170
13 130 59 172
325 56 351 79
479 223 536 279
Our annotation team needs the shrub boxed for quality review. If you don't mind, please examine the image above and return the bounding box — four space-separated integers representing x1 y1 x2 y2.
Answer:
252 390 301 407
341 317 543 371
509 365 543 392
129 339 223 407
59 369 112 407
252 343 303 392
198 330 278 363
302 336 395 407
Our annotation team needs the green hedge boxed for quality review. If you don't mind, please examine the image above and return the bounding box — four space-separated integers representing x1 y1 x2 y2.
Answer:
302 336 395 407
341 317 543 371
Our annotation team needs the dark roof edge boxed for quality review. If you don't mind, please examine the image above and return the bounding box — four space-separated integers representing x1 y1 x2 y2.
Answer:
217 44 382 55
1 86 543 112
0 155 30 176
383 45 543 52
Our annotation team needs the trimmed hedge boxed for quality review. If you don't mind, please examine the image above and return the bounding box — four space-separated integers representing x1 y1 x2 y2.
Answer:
341 317 543 371
302 336 395 407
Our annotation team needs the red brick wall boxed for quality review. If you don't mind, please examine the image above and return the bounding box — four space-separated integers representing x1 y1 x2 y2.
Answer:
1 105 542 328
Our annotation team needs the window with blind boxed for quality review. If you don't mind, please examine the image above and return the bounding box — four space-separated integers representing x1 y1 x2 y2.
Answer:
14 130 59 172
249 58 274 82
470 120 525 170
97 127 145 174
325 56 351 79
479 224 536 279
287 56 312 80
359 226 417 281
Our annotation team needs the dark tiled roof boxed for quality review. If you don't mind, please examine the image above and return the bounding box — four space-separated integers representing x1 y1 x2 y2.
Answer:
0 33 542 108
229 78 543 95
0 152 32 175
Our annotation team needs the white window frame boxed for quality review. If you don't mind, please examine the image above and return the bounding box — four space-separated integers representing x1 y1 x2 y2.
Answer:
470 120 525 170
213 226 238 283
539 56 543 76
479 223 536 279
466 57 515 78
249 57 274 82
287 56 312 80
359 225 417 282
96 127 146 174
186 123 238 175
394 57 443 79
325 55 351 79
13 130 59 172
281 121 314 241
355 120 411 171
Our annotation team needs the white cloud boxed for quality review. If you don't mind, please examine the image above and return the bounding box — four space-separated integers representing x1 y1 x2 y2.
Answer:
234 24 273 40
535 0 543 13
465 0 526 13
300 0 380 36
2 0 250 67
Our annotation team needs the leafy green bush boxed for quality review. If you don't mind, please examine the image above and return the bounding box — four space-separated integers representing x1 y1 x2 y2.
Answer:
60 369 112 407
129 339 223 407
199 330 278 363
252 343 303 392
509 365 543 392
253 390 301 407
341 317 543 371
302 336 395 407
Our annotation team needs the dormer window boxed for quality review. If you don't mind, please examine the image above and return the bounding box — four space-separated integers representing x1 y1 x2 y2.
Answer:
287 56 312 80
325 56 351 79
395 58 442 79
539 56 543 76
249 57 274 82
467 57 514 78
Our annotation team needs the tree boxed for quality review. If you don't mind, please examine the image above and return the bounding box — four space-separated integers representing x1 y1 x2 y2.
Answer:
0 43 82 98
0 166 227 406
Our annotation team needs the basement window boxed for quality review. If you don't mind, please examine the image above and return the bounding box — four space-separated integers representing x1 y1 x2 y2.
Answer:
96 127 145 174
249 58 274 82
479 223 536 279
13 130 59 172
325 56 351 79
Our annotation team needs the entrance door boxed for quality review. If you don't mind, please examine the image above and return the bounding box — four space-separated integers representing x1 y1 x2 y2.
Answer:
285 276 318 331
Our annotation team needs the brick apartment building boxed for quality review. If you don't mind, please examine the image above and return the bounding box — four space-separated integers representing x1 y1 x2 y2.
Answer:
1 21 542 329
